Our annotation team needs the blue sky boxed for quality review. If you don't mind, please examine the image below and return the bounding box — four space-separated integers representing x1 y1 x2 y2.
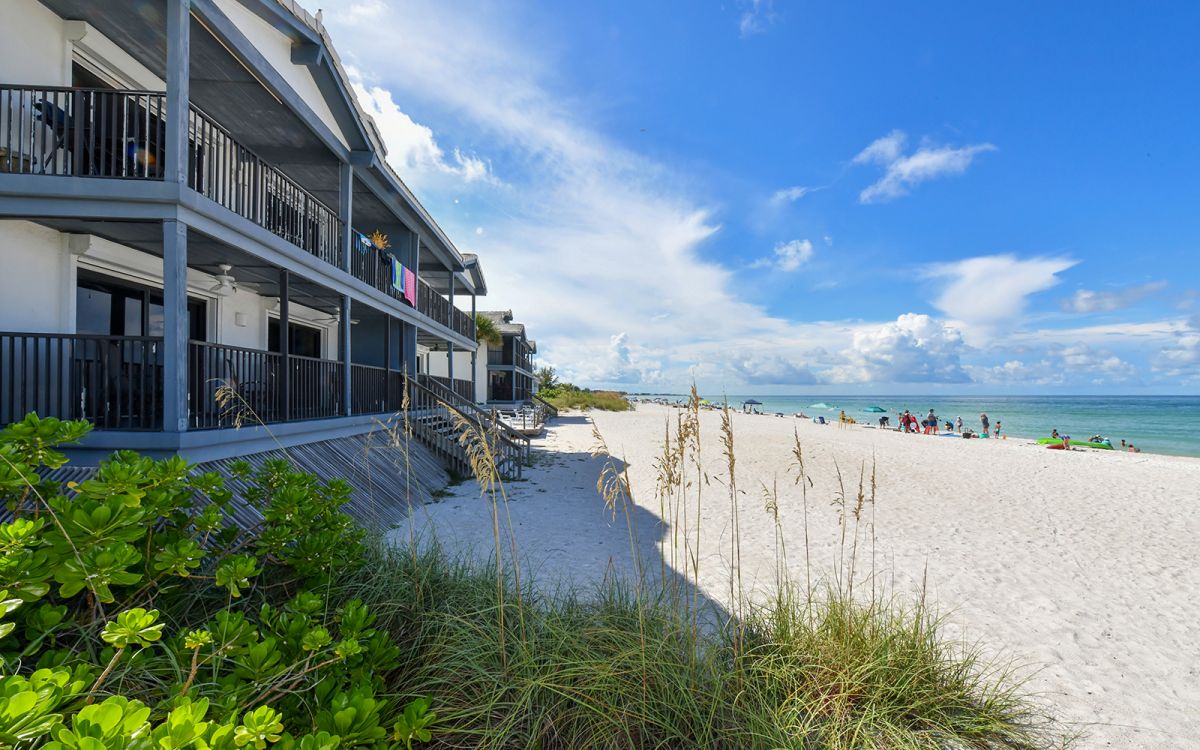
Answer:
315 0 1200 393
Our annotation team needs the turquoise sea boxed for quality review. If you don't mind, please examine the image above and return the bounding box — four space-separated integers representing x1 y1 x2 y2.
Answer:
634 395 1200 458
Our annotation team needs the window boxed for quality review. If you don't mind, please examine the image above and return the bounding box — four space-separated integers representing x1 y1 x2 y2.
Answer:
268 319 323 359
76 270 207 340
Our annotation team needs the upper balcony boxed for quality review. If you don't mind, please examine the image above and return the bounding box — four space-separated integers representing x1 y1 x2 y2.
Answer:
0 82 473 340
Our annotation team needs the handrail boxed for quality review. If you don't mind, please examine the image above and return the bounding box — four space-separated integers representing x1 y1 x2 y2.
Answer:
531 393 559 419
417 374 529 476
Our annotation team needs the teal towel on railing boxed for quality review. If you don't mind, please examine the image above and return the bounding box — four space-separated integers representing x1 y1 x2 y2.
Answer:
357 232 374 253
391 258 404 292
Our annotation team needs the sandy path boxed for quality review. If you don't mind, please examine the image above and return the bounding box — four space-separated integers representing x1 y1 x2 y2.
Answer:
396 405 1200 748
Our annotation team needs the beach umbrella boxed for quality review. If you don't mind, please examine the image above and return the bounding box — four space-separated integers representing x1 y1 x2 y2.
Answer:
863 406 887 413
743 398 763 405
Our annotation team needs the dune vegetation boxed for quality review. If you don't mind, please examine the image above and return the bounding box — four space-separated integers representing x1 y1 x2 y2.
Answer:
536 383 631 412
0 394 1060 749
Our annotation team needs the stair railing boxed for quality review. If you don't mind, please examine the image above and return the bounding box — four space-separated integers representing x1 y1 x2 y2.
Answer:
416 374 530 478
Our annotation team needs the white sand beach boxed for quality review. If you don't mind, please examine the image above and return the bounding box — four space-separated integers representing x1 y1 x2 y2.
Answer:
398 404 1200 748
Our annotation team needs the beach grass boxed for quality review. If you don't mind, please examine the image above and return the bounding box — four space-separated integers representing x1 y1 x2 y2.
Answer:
348 388 1058 748
332 541 1052 749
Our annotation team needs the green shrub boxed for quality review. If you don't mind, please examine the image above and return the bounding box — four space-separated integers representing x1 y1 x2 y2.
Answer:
537 384 630 412
0 413 433 750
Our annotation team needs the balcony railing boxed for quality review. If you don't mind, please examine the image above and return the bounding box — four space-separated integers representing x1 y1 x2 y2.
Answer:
188 106 342 268
1 332 163 429
1 85 166 178
2 84 477 338
189 341 344 429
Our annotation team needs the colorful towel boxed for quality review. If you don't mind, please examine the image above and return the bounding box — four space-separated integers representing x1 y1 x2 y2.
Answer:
358 232 374 253
403 268 417 306
391 258 404 292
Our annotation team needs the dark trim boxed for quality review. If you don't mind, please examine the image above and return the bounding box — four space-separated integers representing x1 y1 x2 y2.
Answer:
63 413 394 464
189 0 354 161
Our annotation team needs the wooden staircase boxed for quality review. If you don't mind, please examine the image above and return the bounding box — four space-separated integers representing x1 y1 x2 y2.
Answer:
409 376 531 480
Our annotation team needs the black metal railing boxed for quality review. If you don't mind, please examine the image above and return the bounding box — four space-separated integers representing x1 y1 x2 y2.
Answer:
349 231 403 304
451 306 475 340
188 340 282 429
287 354 343 422
416 278 448 328
187 106 342 268
351 363 392 415
422 374 474 403
0 332 163 429
1 85 166 178
188 341 342 428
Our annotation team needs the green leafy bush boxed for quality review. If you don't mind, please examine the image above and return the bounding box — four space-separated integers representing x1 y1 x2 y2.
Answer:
0 413 434 750
536 383 630 412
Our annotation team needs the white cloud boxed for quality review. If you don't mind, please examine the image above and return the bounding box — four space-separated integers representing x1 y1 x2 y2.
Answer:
1060 281 1167 313
738 0 776 37
853 130 995 203
973 344 1139 385
751 239 814 272
351 80 495 188
924 254 1077 341
1153 316 1200 379
730 353 819 385
769 185 816 205
826 314 970 384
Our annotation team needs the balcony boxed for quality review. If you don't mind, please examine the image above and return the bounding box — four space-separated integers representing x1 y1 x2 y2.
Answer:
1 84 473 340
0 332 478 432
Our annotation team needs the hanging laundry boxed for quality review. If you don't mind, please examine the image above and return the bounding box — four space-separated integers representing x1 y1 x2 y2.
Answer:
391 258 405 292
403 267 417 306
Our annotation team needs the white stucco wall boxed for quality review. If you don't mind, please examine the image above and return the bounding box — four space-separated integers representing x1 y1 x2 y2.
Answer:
212 0 351 150
424 342 487 402
0 0 69 86
0 221 338 356
0 221 72 332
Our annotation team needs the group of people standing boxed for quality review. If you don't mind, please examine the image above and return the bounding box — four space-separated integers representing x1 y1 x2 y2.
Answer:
893 409 1001 438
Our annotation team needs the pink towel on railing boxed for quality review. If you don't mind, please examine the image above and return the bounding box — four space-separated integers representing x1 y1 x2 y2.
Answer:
403 268 417 306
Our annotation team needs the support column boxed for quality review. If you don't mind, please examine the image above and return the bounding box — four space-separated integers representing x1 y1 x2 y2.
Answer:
402 322 418 382
165 0 190 186
383 314 392 408
279 269 290 421
446 270 456 389
339 162 353 273
340 295 352 416
163 220 189 432
470 292 478 402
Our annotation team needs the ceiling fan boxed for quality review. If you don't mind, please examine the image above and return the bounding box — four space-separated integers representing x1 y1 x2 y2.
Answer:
209 264 238 297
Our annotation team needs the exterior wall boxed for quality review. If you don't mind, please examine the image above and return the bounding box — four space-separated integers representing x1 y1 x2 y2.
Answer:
0 221 339 356
424 343 486 401
212 0 351 150
0 221 72 332
0 2 162 89
1 0 69 86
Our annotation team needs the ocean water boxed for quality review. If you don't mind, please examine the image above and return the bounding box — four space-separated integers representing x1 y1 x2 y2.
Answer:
636 395 1200 458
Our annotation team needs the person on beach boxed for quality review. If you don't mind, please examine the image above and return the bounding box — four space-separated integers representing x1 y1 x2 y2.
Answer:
1128 443 1141 453
1061 433 1071 449
980 413 990 434
1051 429 1060 440
926 409 939 434
956 416 963 433
994 420 1002 437
1121 439 1127 448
